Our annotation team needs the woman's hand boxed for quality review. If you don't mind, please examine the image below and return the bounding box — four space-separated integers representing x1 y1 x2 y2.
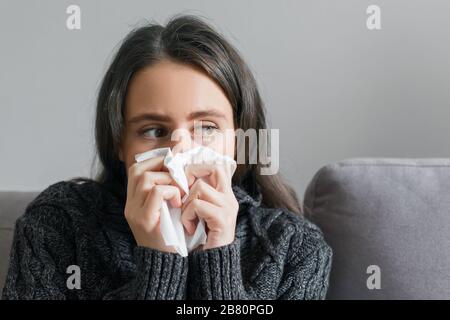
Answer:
181 163 239 250
124 156 183 253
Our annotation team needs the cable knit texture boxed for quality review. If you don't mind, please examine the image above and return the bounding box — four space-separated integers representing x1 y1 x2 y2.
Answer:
1 179 332 300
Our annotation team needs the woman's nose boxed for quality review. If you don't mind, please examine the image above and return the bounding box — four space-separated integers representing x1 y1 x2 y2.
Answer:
170 128 199 155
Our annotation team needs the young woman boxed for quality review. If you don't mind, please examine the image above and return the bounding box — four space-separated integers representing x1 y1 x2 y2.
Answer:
2 15 332 300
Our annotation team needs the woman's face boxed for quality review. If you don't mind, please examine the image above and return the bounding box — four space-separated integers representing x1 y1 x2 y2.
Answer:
119 59 236 173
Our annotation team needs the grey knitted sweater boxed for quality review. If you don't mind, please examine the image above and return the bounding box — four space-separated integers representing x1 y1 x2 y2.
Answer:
2 179 332 300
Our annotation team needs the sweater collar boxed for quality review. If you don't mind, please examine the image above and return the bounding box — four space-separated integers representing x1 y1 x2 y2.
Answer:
232 184 262 208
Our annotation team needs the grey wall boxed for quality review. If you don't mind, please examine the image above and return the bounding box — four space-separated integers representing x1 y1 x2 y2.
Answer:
1 0 449 202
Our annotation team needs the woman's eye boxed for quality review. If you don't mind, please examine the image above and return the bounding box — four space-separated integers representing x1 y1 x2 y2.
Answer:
196 125 219 137
141 127 167 139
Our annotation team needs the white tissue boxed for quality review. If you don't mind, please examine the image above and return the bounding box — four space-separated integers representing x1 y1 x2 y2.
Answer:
134 146 237 257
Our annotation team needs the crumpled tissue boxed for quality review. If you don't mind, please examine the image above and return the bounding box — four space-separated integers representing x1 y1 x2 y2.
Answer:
134 146 237 256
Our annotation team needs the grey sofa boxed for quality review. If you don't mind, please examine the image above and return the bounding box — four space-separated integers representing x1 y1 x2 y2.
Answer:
305 158 450 299
1 158 450 299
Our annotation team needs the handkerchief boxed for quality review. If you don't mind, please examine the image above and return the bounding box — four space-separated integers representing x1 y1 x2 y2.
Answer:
134 146 237 256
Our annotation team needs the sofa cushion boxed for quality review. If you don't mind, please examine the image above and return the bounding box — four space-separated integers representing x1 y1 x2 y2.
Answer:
304 158 450 299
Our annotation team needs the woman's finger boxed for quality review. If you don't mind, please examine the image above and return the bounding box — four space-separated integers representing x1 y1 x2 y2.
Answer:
127 156 166 197
184 163 232 192
142 185 182 224
181 178 224 211
181 198 220 233
134 171 174 207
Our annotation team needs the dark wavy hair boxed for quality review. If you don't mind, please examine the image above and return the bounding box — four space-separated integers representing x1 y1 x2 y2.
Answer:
93 14 301 214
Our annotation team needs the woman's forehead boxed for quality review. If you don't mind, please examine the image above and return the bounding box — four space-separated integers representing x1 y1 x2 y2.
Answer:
125 61 233 122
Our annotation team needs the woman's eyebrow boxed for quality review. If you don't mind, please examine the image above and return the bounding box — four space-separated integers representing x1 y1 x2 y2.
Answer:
127 113 171 124
127 109 227 124
187 109 227 120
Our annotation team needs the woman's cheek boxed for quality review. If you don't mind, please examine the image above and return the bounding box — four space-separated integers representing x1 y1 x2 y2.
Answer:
201 131 235 158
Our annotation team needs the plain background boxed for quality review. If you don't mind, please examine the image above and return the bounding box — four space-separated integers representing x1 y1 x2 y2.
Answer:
1 0 449 202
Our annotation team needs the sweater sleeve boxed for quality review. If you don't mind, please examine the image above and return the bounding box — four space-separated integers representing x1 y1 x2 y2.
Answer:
102 247 188 300
2 205 77 299
187 239 249 299
1 205 188 300
187 224 332 300
276 230 333 300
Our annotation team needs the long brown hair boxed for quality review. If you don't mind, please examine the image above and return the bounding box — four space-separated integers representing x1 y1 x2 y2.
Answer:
93 14 302 214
